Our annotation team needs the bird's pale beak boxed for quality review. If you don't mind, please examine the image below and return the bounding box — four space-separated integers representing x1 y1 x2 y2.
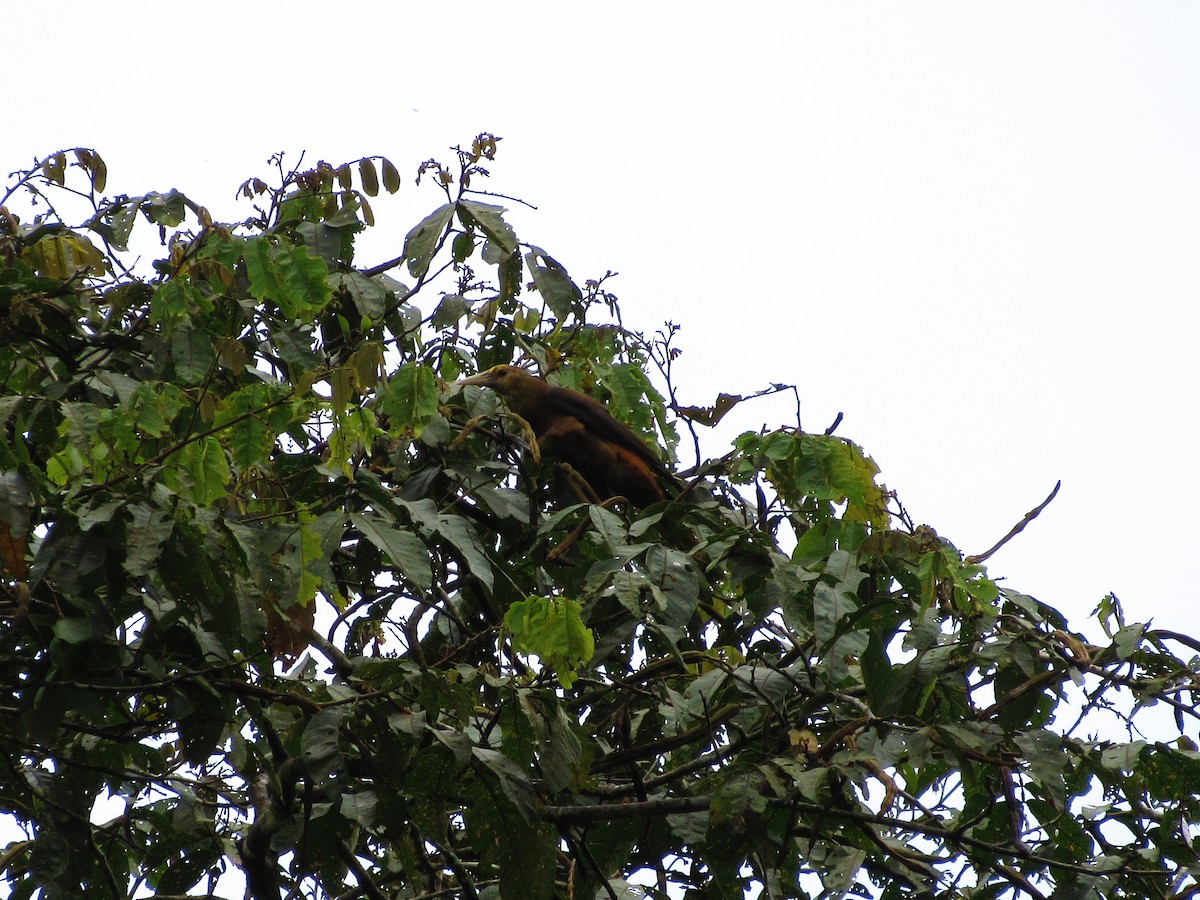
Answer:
454 372 494 389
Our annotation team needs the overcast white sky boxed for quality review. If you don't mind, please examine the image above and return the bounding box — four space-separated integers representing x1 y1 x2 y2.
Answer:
7 1 1200 639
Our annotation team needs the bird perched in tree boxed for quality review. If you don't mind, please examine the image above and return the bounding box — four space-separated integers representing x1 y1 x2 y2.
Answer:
457 365 675 508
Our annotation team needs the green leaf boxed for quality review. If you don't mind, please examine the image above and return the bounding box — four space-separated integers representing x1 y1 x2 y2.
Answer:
1113 622 1146 659
170 320 215 383
402 204 454 279
350 512 432 592
745 431 888 528
150 278 205 328
458 201 518 258
644 545 701 628
525 696 582 795
435 513 493 593
466 771 556 900
524 246 582 320
378 365 439 439
170 436 230 505
497 248 523 301
504 596 594 689
606 364 662 440
21 232 105 279
471 747 537 822
432 294 470 329
861 630 894 712
53 618 92 644
143 189 188 227
215 382 293 471
451 231 475 264
302 708 347 795
340 790 378 827
79 148 107 191
1136 744 1200 803
329 271 387 322
101 197 140 250
1013 729 1068 807
122 502 172 577
295 510 324 609
676 392 744 427
243 237 333 319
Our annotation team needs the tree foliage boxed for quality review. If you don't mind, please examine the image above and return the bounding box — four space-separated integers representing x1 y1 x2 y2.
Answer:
2 140 1200 900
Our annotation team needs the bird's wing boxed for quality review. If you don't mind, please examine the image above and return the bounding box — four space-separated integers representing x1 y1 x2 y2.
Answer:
541 385 677 483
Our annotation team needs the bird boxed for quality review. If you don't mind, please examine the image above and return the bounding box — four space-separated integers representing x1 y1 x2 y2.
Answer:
456 365 675 508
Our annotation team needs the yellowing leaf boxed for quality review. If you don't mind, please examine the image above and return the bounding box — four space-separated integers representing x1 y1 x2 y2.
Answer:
381 157 401 193
21 232 106 279
359 158 380 196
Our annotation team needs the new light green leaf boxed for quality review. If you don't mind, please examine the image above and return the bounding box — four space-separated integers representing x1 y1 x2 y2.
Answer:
504 595 594 689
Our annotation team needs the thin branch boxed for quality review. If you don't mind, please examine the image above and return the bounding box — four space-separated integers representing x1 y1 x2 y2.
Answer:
966 480 1061 564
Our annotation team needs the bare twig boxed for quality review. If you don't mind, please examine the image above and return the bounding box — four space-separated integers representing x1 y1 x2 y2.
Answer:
966 480 1061 564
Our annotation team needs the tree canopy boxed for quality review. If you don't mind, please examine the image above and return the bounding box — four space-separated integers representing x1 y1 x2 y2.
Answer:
2 139 1200 900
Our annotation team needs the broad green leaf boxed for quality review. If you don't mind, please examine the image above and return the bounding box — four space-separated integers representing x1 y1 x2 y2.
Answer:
1137 743 1200 803
524 246 582 320
504 595 594 689
53 618 92 644
171 436 231 505
435 513 493 593
302 708 347 795
100 196 140 250
466 772 556 900
378 365 439 439
1013 729 1068 806
497 247 523 300
215 382 293 470
432 294 470 329
126 382 188 439
402 203 454 279
122 502 171 577
526 696 582 795
458 201 518 257
77 148 107 191
295 510 323 608
470 747 537 822
170 320 216 383
329 271 387 322
1113 622 1146 659
143 190 188 227
645 545 701 628
150 278 207 327
350 511 432 592
676 392 744 427
0 470 32 538
588 505 629 550
340 790 377 827
451 231 475 264
243 237 332 319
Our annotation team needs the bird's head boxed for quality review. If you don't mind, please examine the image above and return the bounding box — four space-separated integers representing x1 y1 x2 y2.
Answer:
456 364 543 400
